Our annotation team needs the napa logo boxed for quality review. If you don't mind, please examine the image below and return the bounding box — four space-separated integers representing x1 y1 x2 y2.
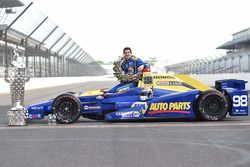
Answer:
131 102 148 114
149 102 191 111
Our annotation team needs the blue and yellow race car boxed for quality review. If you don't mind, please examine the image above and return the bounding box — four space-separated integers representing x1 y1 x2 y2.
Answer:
26 71 248 123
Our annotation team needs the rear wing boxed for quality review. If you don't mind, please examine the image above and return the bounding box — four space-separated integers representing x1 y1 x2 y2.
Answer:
215 79 247 91
215 79 248 116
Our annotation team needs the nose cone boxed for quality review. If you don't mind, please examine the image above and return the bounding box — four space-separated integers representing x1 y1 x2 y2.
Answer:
26 100 53 119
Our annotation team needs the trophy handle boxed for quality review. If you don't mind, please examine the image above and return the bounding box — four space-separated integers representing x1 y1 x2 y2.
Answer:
4 67 11 83
24 69 30 82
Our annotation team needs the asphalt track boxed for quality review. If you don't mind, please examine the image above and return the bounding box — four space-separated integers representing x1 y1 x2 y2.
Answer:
0 81 250 167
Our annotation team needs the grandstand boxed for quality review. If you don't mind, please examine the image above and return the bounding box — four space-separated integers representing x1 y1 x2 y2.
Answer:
0 0 104 77
165 28 250 74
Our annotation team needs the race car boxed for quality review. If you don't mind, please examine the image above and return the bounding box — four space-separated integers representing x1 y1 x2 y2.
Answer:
26 70 248 123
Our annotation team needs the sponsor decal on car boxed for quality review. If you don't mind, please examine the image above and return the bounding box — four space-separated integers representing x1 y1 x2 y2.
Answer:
131 102 148 114
133 111 140 117
148 102 191 114
153 76 175 79
116 111 140 118
30 106 43 110
84 106 101 110
156 81 182 86
88 106 101 110
28 114 42 119
234 109 247 115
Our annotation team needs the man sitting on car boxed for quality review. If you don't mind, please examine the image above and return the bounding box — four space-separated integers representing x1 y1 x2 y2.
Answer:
110 47 149 93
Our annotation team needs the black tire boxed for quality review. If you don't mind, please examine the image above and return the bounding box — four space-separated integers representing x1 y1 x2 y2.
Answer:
223 92 232 118
195 90 228 121
52 94 82 124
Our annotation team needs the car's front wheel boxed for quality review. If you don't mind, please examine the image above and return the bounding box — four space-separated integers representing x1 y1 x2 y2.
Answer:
52 94 82 124
195 90 228 121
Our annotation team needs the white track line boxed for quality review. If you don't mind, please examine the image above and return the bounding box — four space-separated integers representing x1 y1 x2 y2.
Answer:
0 121 250 130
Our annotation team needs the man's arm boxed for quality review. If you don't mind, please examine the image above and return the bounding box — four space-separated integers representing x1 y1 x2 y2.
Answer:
136 58 145 72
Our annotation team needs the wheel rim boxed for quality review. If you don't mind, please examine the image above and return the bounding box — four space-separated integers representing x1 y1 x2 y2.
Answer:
203 96 223 116
55 99 79 121
207 100 220 113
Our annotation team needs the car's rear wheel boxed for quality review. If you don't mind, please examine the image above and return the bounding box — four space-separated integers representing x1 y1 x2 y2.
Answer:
52 94 82 124
195 90 228 121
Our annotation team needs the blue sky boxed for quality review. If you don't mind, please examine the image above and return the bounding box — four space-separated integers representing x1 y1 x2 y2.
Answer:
33 0 250 64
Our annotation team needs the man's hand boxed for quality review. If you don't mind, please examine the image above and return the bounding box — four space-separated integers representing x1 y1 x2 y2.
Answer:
122 74 138 82
138 65 144 72
128 74 136 80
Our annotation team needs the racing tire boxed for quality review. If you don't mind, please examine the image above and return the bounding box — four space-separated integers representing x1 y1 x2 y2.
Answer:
195 90 228 121
52 94 82 124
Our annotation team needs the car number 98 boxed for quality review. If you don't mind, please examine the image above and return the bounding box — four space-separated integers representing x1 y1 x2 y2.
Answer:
233 95 248 107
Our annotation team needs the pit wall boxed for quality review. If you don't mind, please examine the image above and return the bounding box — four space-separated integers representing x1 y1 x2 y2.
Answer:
0 75 116 94
0 73 249 94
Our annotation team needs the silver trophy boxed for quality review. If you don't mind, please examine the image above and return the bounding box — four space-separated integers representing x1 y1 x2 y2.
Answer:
4 49 30 126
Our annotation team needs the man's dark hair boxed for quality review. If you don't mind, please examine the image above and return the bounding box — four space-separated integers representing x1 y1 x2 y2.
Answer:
123 47 132 53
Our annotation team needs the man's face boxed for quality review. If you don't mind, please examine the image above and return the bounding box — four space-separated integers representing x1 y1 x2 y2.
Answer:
123 49 132 60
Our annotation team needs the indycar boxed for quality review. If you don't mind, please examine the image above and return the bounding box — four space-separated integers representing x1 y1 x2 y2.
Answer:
26 69 248 123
